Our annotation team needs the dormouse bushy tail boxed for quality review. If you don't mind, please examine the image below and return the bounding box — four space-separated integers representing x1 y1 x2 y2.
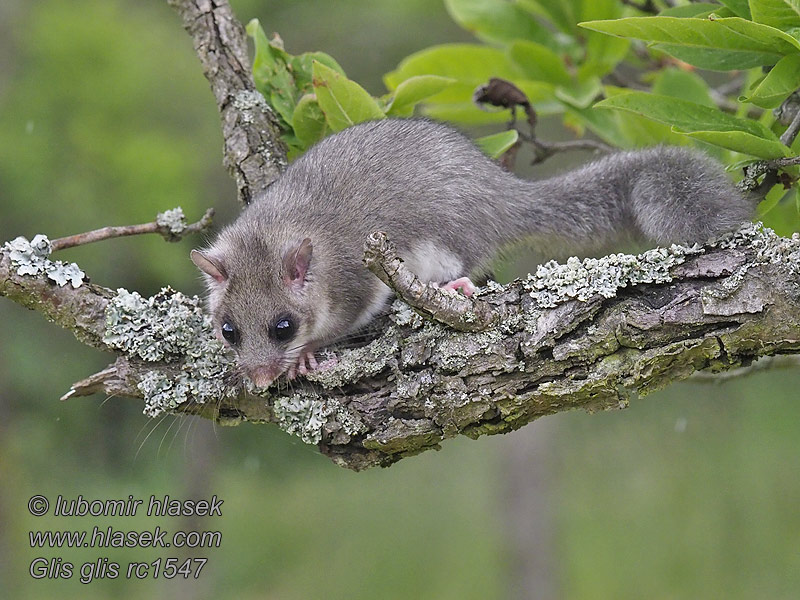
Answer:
509 146 752 252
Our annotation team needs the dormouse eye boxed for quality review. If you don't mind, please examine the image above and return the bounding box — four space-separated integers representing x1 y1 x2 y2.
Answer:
272 316 296 342
221 321 240 345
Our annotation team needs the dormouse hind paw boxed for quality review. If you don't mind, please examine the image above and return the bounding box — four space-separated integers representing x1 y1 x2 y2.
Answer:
440 276 477 297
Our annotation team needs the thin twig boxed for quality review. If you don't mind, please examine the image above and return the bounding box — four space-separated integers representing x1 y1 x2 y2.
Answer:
520 134 613 164
362 231 501 332
780 107 800 146
50 208 214 252
713 75 745 98
605 69 648 91
736 92 800 198
736 156 800 199
472 78 613 165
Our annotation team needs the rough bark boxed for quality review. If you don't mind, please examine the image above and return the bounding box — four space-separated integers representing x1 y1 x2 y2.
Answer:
3 228 800 470
2 0 800 471
167 0 287 203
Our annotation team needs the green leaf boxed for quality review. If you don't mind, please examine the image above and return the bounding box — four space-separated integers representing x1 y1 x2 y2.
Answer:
759 187 800 233
246 19 296 127
312 61 385 131
386 75 456 117
282 134 304 162
290 51 346 94
578 35 629 82
291 94 328 148
659 3 731 17
595 91 791 157
567 86 694 149
741 53 800 107
757 180 787 214
717 0 752 18
749 0 800 29
384 44 533 123
444 0 560 48
650 43 766 70
569 106 690 148
579 16 800 70
595 92 770 138
385 44 521 91
652 69 716 106
508 41 572 86
474 129 519 158
574 0 629 80
684 130 791 158
555 78 602 109
383 43 570 124
517 0 578 34
564 107 632 148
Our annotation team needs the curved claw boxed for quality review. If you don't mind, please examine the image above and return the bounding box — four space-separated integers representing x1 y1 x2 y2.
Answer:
290 350 320 379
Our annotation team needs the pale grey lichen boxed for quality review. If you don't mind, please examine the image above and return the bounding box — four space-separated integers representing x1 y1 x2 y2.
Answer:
3 235 85 288
699 222 800 310
434 328 506 372
103 287 237 417
715 221 800 266
525 243 702 308
273 392 365 445
233 90 269 124
395 370 435 400
390 299 425 329
307 329 399 387
156 207 187 235
484 279 505 293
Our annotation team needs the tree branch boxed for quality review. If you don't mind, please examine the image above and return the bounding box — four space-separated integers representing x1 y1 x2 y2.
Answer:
362 231 503 332
4 0 800 472
51 208 214 251
167 0 288 203
4 225 800 470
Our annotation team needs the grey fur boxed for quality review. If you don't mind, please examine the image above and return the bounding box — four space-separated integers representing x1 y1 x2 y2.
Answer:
193 118 752 383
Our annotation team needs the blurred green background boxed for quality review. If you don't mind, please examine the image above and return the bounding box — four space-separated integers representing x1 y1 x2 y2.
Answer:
1 1 798 598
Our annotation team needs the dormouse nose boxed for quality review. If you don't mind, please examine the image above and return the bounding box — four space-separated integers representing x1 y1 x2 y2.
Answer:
248 364 284 387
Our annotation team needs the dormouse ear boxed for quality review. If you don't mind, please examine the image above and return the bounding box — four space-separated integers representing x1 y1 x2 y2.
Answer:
282 237 313 288
191 249 227 284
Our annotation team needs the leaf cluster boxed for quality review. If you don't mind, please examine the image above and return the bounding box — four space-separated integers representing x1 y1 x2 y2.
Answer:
247 18 516 159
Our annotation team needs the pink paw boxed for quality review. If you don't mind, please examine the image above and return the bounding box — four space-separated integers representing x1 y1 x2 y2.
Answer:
287 350 318 380
286 351 338 380
440 276 476 297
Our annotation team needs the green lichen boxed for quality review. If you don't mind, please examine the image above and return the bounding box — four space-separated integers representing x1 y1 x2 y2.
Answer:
156 207 187 234
307 328 399 388
525 243 701 308
103 287 237 417
716 222 800 266
273 392 365 444
232 90 268 122
3 235 85 288
389 299 425 329
433 328 505 372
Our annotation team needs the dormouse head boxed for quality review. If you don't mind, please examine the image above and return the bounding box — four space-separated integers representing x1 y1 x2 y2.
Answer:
191 234 321 387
